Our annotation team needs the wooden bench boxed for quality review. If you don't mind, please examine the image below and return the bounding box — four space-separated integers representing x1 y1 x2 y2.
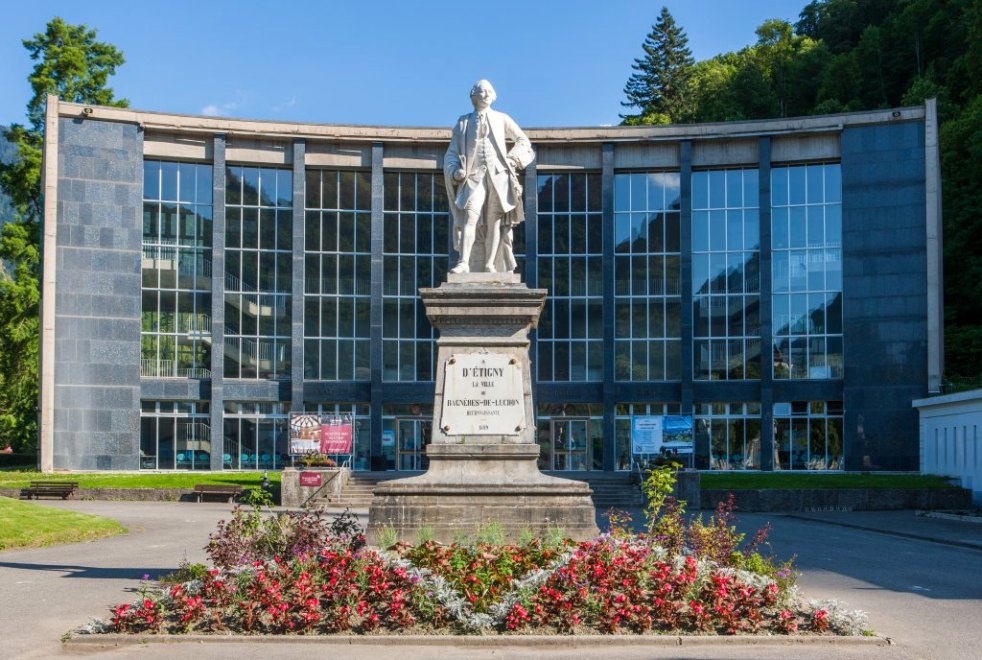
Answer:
23 481 79 500
192 484 243 503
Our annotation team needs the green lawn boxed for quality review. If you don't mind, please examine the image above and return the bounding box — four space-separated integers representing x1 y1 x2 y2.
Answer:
0 496 126 551
0 470 280 490
700 473 957 490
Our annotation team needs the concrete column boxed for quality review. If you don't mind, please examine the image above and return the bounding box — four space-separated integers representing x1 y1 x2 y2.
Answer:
39 94 60 472
370 143 385 469
925 98 943 393
679 141 694 416
757 137 775 470
524 161 539 392
209 135 227 471
601 143 616 472
290 139 306 412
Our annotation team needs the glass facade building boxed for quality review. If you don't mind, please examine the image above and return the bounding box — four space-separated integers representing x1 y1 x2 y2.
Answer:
40 99 943 474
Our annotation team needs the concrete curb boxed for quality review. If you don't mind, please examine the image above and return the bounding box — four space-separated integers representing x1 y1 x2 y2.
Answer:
785 514 982 552
65 633 891 648
920 510 982 524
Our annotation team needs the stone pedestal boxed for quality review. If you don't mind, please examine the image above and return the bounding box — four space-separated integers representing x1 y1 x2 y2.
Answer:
367 273 599 544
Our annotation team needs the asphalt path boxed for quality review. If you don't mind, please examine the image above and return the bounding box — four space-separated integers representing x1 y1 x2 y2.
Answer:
0 500 979 659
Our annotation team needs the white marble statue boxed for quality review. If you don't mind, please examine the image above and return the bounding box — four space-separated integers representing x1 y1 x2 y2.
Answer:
444 80 534 274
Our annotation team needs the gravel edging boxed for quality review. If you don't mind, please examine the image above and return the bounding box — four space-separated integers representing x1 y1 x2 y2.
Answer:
64 633 890 648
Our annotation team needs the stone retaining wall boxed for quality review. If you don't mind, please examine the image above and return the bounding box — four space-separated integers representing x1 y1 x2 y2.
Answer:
1 487 190 502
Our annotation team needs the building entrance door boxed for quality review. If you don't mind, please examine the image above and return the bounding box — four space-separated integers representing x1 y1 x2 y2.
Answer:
549 418 589 470
396 418 431 470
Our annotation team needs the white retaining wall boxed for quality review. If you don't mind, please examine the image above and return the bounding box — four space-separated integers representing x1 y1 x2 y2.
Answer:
913 389 982 505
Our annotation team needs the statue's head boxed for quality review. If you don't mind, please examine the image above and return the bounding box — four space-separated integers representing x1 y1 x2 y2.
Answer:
470 79 496 110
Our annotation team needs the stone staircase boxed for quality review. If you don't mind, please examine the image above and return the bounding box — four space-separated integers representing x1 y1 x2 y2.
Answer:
312 471 643 512
310 472 398 510
577 474 644 511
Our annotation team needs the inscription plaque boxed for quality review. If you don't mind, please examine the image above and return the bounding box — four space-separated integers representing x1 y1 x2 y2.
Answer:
440 352 525 435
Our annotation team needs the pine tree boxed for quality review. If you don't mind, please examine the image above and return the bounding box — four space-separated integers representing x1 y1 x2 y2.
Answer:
621 7 695 125
0 18 126 452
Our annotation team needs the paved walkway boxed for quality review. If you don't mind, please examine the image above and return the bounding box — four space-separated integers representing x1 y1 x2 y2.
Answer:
0 500 980 659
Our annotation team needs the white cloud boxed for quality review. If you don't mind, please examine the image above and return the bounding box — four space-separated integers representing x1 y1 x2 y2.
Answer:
200 95 244 117
272 96 297 113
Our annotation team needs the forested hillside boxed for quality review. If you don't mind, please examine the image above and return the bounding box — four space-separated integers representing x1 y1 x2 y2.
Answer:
624 0 982 385
0 129 14 228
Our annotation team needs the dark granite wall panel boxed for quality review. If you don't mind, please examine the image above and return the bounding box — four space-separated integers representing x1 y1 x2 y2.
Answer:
53 118 143 469
841 121 927 470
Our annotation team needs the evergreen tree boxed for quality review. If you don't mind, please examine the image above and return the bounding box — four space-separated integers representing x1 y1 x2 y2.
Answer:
621 7 695 125
0 18 126 452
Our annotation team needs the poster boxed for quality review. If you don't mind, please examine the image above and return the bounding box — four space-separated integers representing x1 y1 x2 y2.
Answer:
320 416 353 453
289 413 321 455
662 416 694 453
631 416 663 455
289 413 354 455
631 415 694 455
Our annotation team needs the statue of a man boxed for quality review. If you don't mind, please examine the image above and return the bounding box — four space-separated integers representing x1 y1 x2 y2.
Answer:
444 80 534 274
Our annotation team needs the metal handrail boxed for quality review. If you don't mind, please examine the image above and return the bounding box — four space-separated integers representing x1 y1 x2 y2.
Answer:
299 466 350 508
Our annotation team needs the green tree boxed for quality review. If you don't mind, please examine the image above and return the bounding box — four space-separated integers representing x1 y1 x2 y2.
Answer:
0 18 126 452
621 6 695 125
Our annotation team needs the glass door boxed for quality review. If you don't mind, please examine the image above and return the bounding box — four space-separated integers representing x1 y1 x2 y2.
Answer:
550 418 589 470
396 418 431 470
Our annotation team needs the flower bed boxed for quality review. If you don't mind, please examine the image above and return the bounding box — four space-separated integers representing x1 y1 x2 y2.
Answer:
88 468 870 637
97 527 867 636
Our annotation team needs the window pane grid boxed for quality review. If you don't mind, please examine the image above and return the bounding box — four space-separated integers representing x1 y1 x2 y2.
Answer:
222 401 289 470
695 401 762 470
142 161 213 379
614 402 683 470
303 403 371 471
382 172 450 381
771 164 843 380
224 166 293 380
139 400 211 470
537 173 603 382
692 168 761 380
303 170 371 381
773 400 844 470
613 172 682 381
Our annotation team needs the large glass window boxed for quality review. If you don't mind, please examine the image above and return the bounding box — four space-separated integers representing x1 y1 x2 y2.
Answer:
223 401 289 470
692 169 760 380
381 404 434 471
614 172 682 381
142 161 212 378
304 170 371 381
140 401 211 470
303 403 371 471
536 173 603 382
774 400 844 470
382 172 450 381
694 402 761 470
771 164 843 379
614 403 682 471
536 403 604 471
224 166 292 380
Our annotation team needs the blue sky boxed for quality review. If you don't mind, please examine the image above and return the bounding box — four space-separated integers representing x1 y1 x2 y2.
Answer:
1 0 808 128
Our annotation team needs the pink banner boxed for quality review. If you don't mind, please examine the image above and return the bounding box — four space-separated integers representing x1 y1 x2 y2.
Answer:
320 423 353 454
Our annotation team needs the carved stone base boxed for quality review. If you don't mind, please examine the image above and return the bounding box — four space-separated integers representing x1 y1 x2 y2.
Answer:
366 275 599 545
367 444 599 544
